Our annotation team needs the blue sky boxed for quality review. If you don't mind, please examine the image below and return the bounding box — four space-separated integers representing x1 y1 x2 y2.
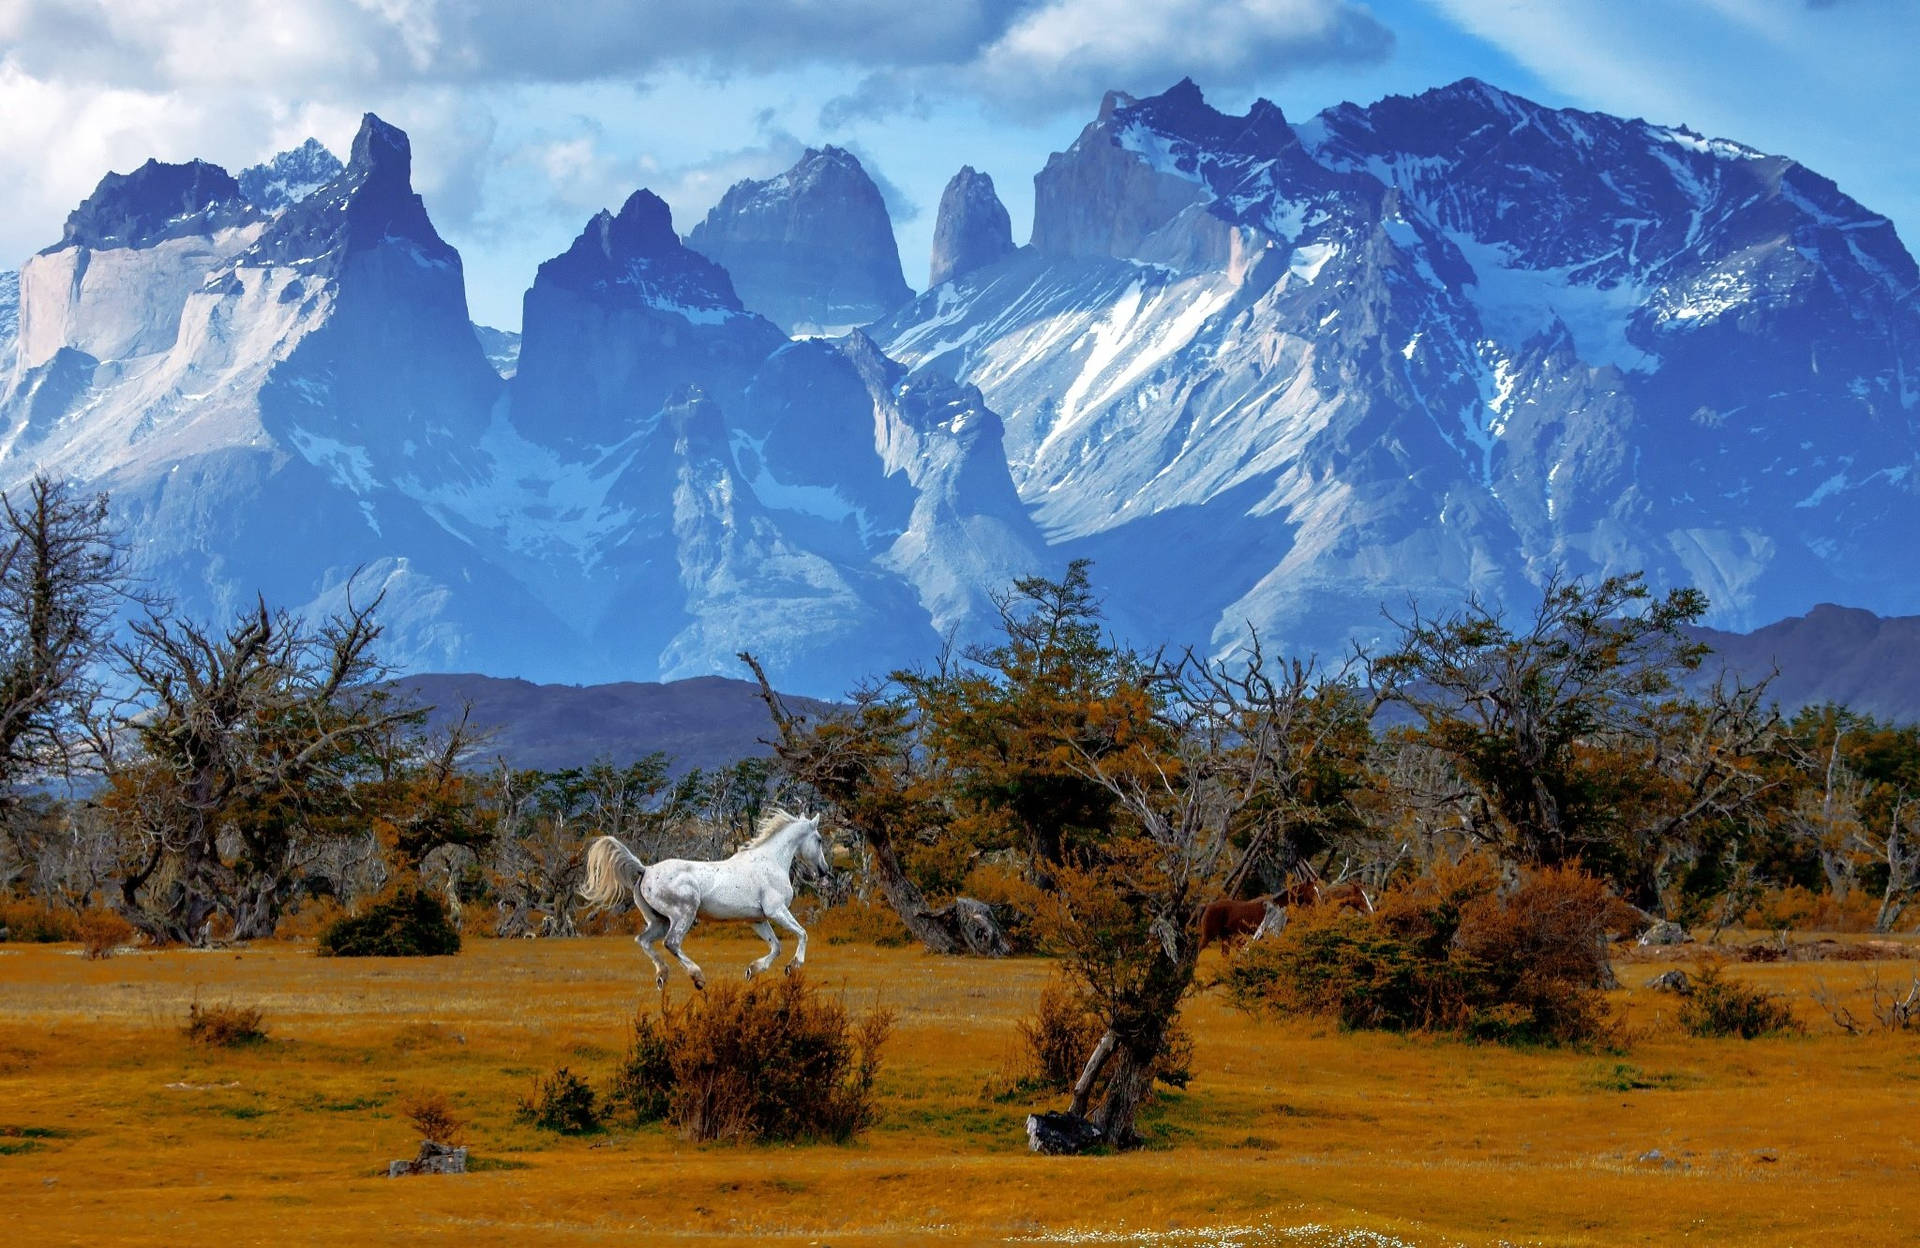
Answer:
1 0 1913 330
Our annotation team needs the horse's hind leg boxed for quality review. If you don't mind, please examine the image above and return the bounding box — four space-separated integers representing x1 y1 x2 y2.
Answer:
632 897 672 990
745 921 781 980
663 910 706 991
768 905 808 974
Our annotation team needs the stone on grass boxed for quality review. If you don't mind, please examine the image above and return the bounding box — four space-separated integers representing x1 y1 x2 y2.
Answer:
1026 1111 1103 1155
389 1139 467 1177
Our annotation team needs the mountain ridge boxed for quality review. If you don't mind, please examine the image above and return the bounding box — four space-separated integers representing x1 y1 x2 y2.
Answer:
0 79 1913 700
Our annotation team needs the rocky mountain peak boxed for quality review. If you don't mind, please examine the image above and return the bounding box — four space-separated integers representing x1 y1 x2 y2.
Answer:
537 189 742 310
53 157 248 252
238 138 345 214
929 167 1014 287
242 113 456 272
686 145 912 336
1031 78 1316 265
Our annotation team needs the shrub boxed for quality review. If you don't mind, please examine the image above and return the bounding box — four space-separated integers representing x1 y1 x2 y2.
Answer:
960 862 1048 953
516 1066 602 1134
317 886 461 957
807 896 911 947
185 1000 268 1047
1009 971 1192 1095
400 1089 467 1144
0 899 80 942
77 909 135 960
612 973 893 1143
1226 857 1624 1045
610 1010 676 1126
1741 886 1881 934
1679 962 1802 1038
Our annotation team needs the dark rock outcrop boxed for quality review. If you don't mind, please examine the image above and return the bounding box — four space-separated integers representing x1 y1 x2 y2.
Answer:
52 158 248 252
929 167 1014 287
512 189 786 448
687 146 912 335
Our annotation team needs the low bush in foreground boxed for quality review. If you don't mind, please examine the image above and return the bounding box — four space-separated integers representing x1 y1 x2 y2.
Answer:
1680 962 1803 1038
185 1000 268 1047
317 886 460 957
611 972 893 1143
1226 858 1630 1044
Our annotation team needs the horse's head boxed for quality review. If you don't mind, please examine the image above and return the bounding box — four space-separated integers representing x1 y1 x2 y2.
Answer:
797 813 833 879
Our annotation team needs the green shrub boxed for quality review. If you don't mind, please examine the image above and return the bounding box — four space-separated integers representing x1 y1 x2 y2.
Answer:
1226 858 1621 1045
317 886 460 957
609 1012 675 1126
516 1066 602 1134
612 973 892 1143
1679 963 1802 1039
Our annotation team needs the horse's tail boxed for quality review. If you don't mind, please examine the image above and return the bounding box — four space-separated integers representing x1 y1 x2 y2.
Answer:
578 836 646 909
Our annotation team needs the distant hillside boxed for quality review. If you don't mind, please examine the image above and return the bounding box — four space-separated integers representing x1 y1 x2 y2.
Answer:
388 673 837 773
1694 605 1920 722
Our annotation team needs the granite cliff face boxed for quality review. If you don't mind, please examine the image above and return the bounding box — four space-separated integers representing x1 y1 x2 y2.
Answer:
928 167 1014 288
686 146 913 336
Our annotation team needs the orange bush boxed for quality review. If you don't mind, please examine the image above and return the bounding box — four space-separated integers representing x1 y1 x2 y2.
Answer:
806 896 912 947
613 973 892 1143
1742 886 1883 933
1227 857 1624 1044
399 1089 467 1144
0 899 80 942
77 909 135 960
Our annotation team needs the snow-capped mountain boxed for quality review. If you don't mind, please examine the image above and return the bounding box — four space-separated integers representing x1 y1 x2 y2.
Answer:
877 78 1920 656
237 138 345 214
1 80 1915 694
687 146 914 337
0 117 1036 691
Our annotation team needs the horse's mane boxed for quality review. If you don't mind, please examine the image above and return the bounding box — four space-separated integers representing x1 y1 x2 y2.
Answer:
745 806 813 848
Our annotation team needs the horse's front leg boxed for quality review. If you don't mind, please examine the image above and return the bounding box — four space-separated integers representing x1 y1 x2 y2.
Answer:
745 921 781 979
768 905 807 974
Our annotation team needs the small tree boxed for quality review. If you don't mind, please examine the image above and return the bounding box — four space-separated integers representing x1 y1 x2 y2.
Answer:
1052 636 1374 1144
1374 572 1735 894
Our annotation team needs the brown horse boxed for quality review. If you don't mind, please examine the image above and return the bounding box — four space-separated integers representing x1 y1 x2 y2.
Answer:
1197 874 1374 952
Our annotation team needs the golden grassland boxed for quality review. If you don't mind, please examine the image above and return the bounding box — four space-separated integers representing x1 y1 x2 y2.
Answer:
1 929 1917 1247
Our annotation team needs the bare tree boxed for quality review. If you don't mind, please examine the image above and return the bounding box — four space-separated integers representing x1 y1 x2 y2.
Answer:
99 592 421 944
0 477 131 792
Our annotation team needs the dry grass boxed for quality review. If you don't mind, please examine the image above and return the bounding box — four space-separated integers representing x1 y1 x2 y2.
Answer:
0 929 1916 1246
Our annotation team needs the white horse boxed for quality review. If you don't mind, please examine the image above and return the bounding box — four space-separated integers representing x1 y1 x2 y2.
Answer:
577 808 831 990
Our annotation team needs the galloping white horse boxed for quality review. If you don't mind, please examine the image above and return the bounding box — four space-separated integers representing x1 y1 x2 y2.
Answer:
577 809 831 990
